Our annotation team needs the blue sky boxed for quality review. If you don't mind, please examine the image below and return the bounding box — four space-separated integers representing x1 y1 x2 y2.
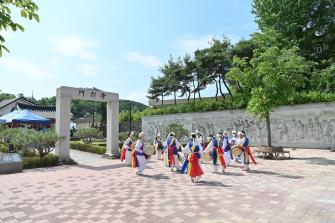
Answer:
0 0 257 104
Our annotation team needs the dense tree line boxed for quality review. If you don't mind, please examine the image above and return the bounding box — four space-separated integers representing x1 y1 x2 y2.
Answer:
147 0 335 147
148 0 335 106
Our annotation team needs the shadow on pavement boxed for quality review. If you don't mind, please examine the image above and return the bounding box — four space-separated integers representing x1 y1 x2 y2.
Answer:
139 173 170 180
75 163 127 171
221 172 245 177
247 170 303 179
292 157 335 166
195 180 232 187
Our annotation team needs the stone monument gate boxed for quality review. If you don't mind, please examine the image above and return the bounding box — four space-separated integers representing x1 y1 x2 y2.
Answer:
55 86 119 161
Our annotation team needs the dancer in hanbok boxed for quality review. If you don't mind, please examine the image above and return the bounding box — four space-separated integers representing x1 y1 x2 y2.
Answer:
132 132 147 175
184 133 204 182
164 132 181 172
196 130 205 150
222 131 232 166
229 130 238 163
120 131 133 165
154 133 163 160
180 133 203 174
237 130 256 171
204 134 227 173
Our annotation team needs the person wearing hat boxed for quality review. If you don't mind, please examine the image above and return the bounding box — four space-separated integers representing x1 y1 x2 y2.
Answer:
154 133 163 160
222 131 232 166
229 130 238 163
196 130 205 150
120 131 133 166
237 130 256 170
164 132 181 172
182 132 204 182
204 133 227 173
132 132 147 175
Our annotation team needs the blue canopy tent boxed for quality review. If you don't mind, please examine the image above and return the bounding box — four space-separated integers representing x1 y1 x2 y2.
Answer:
0 110 21 123
0 110 50 124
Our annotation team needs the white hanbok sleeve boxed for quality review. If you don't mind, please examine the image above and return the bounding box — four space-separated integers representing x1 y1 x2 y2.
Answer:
238 138 245 147
175 138 181 148
123 138 130 149
135 140 142 152
198 141 204 156
204 141 213 153
182 142 190 154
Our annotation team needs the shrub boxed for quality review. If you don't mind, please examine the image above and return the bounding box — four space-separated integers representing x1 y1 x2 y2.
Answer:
70 141 106 155
23 154 59 169
0 128 62 157
0 143 8 153
74 128 101 144
20 149 36 157
165 123 188 141
30 130 63 158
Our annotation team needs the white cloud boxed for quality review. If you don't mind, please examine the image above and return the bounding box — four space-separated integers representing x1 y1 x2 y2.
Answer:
0 57 55 79
124 91 148 105
78 64 97 77
178 35 213 53
125 52 161 68
49 35 97 59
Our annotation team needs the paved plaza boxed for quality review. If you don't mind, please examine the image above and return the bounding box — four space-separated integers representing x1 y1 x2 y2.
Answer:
0 149 335 223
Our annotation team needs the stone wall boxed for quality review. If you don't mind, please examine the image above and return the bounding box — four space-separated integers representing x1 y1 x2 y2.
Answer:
119 120 142 133
142 102 335 149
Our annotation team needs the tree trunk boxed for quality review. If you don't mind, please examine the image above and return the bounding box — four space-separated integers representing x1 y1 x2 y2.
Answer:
222 78 233 99
161 94 163 106
214 80 219 101
197 81 202 100
174 91 176 106
266 112 272 147
187 90 191 103
192 80 196 103
218 76 226 99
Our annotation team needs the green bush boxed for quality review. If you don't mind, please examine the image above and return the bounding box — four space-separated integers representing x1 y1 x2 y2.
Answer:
74 128 101 144
70 141 106 155
0 128 61 157
92 142 107 147
287 92 335 105
119 92 335 121
165 123 188 141
23 154 59 169
20 149 36 157
0 143 8 153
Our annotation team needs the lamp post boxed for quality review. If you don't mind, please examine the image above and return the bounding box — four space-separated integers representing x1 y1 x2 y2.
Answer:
129 102 132 131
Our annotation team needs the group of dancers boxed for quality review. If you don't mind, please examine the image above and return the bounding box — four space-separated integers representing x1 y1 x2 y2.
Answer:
120 130 256 182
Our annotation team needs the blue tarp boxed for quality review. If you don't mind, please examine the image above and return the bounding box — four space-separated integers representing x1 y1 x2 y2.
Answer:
0 110 21 123
0 110 50 124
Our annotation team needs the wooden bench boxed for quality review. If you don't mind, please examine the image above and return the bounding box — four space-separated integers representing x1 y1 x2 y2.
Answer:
253 146 290 159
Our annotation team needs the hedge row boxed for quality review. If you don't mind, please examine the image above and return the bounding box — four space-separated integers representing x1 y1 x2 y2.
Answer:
70 141 106 155
119 91 335 121
23 154 59 169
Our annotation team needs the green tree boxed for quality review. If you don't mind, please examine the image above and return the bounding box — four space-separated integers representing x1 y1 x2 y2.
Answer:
179 54 194 103
37 96 56 106
147 75 169 106
228 30 312 147
0 0 40 56
0 90 15 101
252 0 335 63
195 38 233 100
160 56 184 106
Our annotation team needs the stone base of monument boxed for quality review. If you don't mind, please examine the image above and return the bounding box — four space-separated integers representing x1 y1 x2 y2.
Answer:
102 153 120 159
0 153 23 174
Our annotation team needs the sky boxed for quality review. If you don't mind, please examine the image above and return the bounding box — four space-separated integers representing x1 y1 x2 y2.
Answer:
0 0 258 105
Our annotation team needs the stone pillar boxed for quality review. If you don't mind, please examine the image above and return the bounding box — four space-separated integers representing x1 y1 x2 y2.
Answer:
106 98 119 158
55 89 71 161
